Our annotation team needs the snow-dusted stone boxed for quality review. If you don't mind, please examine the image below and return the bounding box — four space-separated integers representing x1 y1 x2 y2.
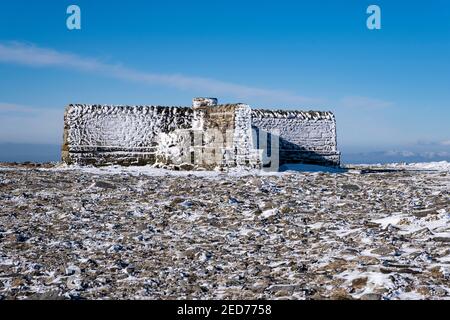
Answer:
251 109 340 166
192 97 218 108
62 104 194 166
1 162 448 299
62 98 341 169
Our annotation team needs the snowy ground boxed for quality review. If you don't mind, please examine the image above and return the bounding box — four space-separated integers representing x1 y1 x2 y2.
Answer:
0 162 449 300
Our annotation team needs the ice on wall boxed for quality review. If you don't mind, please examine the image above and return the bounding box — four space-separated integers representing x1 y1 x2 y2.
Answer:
251 109 340 166
65 105 194 150
62 100 341 168
63 104 194 166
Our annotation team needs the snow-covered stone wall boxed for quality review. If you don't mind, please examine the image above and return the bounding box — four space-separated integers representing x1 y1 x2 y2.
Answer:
62 102 260 169
251 109 340 166
62 104 194 166
62 99 340 169
190 103 260 169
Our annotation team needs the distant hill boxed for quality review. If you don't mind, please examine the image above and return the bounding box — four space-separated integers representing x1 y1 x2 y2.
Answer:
342 150 450 164
1 143 449 165
0 143 60 163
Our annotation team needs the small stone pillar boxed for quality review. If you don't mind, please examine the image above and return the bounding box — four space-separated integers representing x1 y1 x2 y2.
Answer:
192 97 218 109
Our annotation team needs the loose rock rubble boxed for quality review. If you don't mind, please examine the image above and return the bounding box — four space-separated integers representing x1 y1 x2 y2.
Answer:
0 163 448 300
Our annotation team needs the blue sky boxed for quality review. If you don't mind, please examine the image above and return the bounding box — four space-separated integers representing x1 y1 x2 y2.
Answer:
0 0 449 160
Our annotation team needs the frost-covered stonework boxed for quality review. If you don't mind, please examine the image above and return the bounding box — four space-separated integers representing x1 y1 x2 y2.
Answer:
62 98 340 169
62 104 194 166
251 110 340 166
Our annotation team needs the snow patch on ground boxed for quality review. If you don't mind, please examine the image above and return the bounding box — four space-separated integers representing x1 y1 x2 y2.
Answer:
398 161 450 171
352 161 450 172
39 163 346 176
2 161 449 175
371 209 449 237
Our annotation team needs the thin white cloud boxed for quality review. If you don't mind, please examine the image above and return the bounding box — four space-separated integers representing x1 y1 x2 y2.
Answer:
416 139 450 147
0 41 321 105
0 102 39 113
340 95 394 109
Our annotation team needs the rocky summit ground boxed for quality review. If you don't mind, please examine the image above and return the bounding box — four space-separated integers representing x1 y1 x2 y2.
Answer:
0 163 449 300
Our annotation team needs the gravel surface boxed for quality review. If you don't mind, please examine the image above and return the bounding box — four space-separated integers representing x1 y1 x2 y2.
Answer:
0 163 449 300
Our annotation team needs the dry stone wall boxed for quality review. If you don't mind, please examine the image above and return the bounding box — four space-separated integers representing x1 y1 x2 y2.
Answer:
62 99 341 169
190 103 260 169
62 104 194 166
251 109 340 166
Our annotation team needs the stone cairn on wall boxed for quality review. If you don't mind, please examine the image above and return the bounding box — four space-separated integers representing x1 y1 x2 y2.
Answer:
62 98 340 170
